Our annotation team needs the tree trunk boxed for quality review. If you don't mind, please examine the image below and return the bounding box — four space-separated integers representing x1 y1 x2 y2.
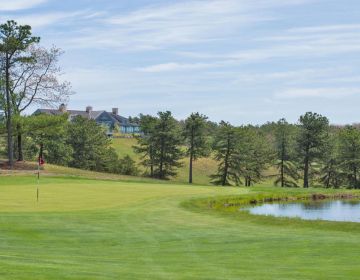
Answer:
5 54 14 169
149 145 154 178
189 153 193 184
39 143 44 163
159 137 164 179
326 171 330 188
246 177 251 187
222 134 231 186
189 127 194 184
17 123 24 161
280 140 285 187
353 166 357 189
303 155 309 188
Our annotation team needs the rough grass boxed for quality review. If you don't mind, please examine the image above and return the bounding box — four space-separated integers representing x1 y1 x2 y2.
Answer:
1 175 360 279
112 138 217 185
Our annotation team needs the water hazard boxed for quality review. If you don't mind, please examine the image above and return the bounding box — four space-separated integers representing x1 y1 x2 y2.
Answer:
245 200 360 222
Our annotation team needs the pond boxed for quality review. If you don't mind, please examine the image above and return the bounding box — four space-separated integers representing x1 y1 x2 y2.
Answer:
245 200 360 222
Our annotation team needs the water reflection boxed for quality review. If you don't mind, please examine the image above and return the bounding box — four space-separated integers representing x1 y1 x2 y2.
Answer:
246 200 360 222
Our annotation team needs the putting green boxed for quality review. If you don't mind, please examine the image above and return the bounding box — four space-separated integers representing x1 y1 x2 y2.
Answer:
0 177 242 212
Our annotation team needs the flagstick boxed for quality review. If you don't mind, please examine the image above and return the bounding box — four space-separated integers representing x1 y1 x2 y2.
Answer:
37 159 40 202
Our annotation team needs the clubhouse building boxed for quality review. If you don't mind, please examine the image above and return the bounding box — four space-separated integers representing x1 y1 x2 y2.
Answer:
33 104 140 136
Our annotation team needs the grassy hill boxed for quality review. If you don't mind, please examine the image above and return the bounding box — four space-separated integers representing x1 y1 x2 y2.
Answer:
1 174 360 279
112 138 218 185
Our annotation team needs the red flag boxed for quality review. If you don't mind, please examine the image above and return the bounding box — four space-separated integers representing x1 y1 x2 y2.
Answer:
38 156 45 166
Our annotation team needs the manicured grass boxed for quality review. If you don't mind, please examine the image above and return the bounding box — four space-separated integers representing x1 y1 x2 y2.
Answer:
112 138 217 185
1 175 360 279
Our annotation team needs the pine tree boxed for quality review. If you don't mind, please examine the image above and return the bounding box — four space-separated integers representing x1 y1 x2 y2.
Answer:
152 111 184 179
237 126 272 186
338 126 360 189
274 118 299 187
319 132 344 188
133 114 158 177
183 113 209 184
296 112 329 188
211 121 240 186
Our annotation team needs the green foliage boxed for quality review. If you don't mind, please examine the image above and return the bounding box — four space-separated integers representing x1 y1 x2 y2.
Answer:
184 112 209 160
118 155 139 176
211 121 240 186
133 114 158 176
211 123 272 186
237 126 273 186
25 114 72 165
0 20 40 165
152 111 184 179
66 116 114 171
319 132 344 188
0 20 40 54
338 126 360 189
296 112 329 187
134 112 184 180
183 112 210 183
274 118 300 187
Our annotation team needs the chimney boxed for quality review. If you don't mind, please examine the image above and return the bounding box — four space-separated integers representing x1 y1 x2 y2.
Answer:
59 103 67 113
112 108 118 115
86 106 93 113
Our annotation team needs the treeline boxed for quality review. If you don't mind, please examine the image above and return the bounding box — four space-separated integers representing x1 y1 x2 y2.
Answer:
0 114 138 175
133 111 360 189
2 106 360 189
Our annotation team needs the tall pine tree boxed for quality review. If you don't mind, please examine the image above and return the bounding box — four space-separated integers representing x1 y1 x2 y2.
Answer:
296 112 329 188
152 111 184 179
211 121 240 186
133 114 158 177
274 118 299 187
183 113 209 184
338 126 360 189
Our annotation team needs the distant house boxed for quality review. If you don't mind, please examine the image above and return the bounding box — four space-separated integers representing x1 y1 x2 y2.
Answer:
33 104 140 136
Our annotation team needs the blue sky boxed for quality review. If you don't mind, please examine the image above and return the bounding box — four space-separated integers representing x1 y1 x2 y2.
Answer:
1 0 360 124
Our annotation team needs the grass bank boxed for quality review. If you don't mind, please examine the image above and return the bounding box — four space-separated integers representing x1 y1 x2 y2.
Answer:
183 187 360 232
112 138 217 185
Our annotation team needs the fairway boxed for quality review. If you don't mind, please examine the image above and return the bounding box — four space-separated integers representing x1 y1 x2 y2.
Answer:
1 176 360 279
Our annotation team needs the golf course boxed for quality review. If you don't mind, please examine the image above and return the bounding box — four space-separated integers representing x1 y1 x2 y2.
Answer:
1 174 360 279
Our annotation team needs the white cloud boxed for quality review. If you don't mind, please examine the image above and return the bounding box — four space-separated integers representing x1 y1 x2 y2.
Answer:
0 0 46 11
6 11 85 28
65 0 311 51
176 22 360 67
275 88 360 99
137 62 214 73
288 24 360 33
232 68 350 85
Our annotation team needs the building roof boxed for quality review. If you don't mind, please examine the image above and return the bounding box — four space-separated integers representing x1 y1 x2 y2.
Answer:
34 108 139 127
